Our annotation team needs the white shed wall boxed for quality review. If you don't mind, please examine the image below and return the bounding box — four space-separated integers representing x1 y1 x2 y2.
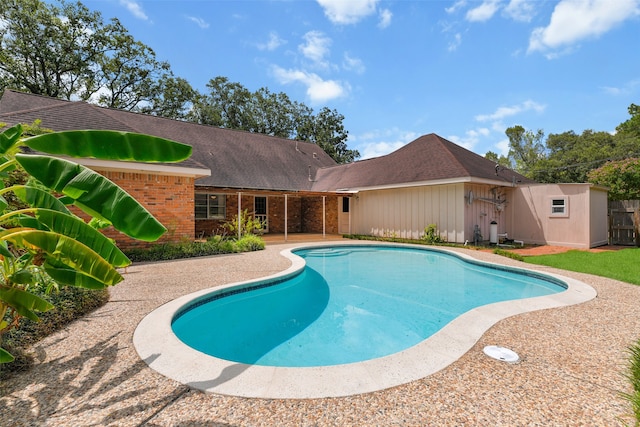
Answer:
350 184 466 243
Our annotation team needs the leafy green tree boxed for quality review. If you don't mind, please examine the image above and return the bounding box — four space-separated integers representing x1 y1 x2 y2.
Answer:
88 18 172 111
191 76 358 163
190 76 254 129
588 158 640 200
0 0 180 114
140 76 196 120
538 130 615 183
296 107 358 163
0 0 106 99
505 125 546 179
0 124 191 362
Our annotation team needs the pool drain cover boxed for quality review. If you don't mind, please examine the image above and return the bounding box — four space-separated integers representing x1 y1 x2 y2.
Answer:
483 345 520 363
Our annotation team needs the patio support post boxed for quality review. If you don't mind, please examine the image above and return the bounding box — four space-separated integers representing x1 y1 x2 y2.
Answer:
237 192 241 240
284 194 288 242
322 196 326 239
349 198 352 234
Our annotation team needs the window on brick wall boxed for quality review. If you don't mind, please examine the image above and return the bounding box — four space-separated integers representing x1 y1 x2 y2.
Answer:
195 193 226 219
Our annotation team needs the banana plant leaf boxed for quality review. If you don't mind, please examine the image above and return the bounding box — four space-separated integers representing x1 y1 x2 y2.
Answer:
1 229 123 287
15 155 166 241
0 287 54 321
12 185 71 215
15 209 130 268
0 240 13 258
0 347 15 363
22 130 192 163
0 124 23 155
44 263 111 289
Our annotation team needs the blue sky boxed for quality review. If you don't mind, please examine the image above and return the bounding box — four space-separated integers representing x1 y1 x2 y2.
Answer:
81 0 640 160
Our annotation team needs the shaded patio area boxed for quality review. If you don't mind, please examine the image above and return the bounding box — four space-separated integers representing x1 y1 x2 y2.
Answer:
0 242 638 426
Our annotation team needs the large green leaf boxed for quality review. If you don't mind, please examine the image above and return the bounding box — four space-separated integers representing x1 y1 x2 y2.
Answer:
15 155 166 241
44 263 109 289
1 229 123 287
15 208 130 268
0 288 54 321
12 185 71 214
22 130 192 163
0 124 23 155
0 240 13 258
0 347 15 363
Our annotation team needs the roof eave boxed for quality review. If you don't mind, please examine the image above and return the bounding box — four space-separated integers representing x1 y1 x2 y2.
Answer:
71 157 211 178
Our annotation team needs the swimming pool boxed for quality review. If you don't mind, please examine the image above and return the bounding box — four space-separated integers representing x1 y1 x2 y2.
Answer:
171 246 565 367
134 242 597 398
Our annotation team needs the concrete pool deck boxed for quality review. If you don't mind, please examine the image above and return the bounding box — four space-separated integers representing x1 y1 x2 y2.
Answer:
1 242 639 425
134 242 597 399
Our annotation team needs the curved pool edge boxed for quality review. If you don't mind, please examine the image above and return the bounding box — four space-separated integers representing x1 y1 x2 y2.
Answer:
133 241 597 399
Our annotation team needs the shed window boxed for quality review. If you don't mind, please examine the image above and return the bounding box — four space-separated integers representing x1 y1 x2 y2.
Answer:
195 193 226 219
550 196 568 217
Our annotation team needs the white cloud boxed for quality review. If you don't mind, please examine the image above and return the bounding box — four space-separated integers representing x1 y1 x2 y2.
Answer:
299 31 332 67
258 31 286 51
494 138 511 156
446 0 467 14
447 128 490 151
448 33 462 51
528 0 640 55
119 0 148 20
271 65 349 103
465 0 501 22
187 16 209 29
503 0 535 22
378 9 392 28
475 100 546 122
316 0 379 25
343 52 366 74
354 129 419 159
601 78 640 96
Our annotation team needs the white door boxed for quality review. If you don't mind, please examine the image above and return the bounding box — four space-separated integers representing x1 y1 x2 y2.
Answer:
338 197 351 234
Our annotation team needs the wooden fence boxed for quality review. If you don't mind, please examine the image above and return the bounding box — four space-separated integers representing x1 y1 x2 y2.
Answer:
609 200 640 246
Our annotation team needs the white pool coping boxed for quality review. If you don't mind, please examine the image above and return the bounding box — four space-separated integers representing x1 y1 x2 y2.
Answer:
133 241 597 399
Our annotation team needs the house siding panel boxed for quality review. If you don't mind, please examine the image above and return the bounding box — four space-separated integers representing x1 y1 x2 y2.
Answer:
352 183 466 243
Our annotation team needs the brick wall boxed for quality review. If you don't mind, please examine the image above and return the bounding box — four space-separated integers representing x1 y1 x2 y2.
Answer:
301 195 339 233
92 170 195 249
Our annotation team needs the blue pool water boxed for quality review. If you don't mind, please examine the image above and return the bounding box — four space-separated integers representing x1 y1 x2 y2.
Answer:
171 246 566 367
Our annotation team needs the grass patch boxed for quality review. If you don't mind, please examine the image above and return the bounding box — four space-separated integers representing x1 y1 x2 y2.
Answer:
525 248 640 285
492 248 525 262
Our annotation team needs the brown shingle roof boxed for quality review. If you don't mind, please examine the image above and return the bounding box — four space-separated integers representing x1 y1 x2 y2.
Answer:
0 90 533 193
311 133 533 191
0 90 337 190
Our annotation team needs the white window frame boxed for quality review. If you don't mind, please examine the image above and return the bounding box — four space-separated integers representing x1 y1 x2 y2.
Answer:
549 196 569 217
195 193 226 220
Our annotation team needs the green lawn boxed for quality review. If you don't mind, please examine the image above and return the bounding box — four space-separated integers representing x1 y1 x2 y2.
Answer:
525 247 640 285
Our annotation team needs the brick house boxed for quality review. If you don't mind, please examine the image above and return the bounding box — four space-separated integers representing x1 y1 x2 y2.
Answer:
0 90 608 249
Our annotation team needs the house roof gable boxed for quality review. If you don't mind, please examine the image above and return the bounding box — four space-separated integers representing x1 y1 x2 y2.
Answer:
312 134 534 191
